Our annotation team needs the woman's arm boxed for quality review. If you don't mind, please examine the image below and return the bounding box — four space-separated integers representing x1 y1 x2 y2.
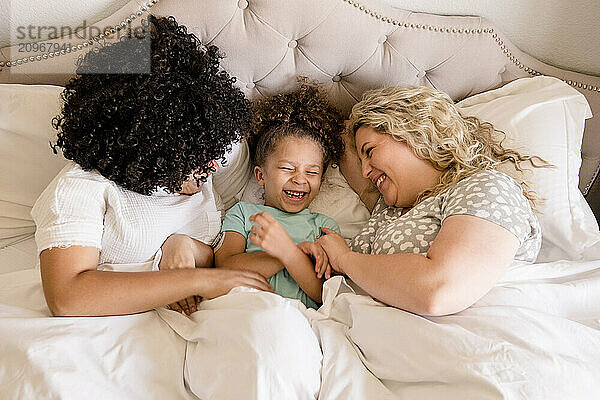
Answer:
319 215 519 316
159 234 214 270
214 231 285 279
272 245 325 303
158 234 215 315
40 246 272 317
248 212 325 303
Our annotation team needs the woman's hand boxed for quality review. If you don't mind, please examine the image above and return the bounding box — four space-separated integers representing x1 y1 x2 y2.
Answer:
248 212 297 263
160 234 212 315
317 227 352 275
160 234 196 269
298 241 331 279
197 269 274 299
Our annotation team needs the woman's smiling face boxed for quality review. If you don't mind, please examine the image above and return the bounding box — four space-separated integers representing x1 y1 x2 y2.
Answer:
355 126 442 208
254 137 324 213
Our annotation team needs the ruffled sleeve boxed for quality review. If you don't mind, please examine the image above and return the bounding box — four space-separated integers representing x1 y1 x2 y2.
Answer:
31 164 107 253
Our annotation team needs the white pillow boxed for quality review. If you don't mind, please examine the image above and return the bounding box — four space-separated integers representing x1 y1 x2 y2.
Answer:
0 84 68 243
457 76 598 261
211 140 252 212
0 84 67 274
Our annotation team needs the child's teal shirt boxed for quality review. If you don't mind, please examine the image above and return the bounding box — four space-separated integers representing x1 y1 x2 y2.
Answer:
221 202 340 309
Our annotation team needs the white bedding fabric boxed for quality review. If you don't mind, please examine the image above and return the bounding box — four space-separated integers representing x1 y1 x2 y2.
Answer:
1 247 599 399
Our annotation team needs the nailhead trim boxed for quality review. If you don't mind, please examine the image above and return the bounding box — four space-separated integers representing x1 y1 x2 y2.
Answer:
1 0 598 96
0 0 159 70
340 0 600 93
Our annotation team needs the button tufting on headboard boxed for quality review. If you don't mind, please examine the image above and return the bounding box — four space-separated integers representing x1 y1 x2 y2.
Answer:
1 0 599 217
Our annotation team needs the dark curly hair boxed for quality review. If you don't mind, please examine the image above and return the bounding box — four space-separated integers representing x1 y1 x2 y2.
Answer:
52 15 251 195
247 83 345 171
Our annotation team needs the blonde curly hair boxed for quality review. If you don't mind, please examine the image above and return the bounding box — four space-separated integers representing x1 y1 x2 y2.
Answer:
348 86 550 209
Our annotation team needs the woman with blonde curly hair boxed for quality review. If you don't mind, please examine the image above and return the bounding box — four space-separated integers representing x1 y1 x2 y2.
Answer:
317 85 548 316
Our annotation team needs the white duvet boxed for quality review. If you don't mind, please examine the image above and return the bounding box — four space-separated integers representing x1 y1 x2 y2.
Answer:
1 249 600 399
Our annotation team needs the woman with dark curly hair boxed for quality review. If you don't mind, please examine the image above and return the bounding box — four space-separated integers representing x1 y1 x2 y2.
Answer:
31 15 273 317
215 84 346 309
30 17 329 400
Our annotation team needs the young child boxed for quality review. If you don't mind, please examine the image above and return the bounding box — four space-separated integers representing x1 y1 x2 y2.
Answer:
214 84 346 309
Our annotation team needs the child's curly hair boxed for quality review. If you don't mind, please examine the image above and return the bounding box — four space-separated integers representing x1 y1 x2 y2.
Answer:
248 83 345 170
52 15 251 195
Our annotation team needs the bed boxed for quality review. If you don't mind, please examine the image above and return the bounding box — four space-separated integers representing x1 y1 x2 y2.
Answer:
1 0 600 398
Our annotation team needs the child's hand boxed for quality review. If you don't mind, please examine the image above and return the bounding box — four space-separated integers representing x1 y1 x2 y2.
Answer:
159 234 201 315
297 241 331 279
249 212 297 262
320 263 332 281
316 227 352 275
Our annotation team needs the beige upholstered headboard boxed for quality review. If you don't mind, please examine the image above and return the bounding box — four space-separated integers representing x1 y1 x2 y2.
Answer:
2 0 599 218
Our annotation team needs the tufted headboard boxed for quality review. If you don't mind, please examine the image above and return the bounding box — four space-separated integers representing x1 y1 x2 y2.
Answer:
2 0 600 218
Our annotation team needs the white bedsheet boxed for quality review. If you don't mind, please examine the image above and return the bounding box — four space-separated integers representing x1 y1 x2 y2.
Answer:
0 269 194 400
0 235 38 275
313 259 600 399
1 254 599 399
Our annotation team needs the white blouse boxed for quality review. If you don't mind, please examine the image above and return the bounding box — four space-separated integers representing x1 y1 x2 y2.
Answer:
31 162 222 265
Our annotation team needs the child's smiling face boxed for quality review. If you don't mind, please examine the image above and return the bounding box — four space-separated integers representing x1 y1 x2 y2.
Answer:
254 137 324 213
